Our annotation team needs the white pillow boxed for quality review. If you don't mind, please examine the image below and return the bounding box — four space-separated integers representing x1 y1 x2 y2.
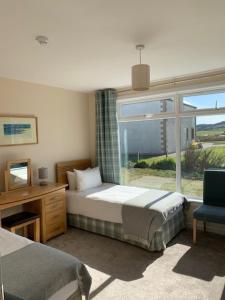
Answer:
67 168 91 190
66 171 77 190
75 167 102 192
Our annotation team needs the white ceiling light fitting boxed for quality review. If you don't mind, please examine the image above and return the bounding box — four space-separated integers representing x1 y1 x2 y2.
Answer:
35 35 49 46
132 44 150 91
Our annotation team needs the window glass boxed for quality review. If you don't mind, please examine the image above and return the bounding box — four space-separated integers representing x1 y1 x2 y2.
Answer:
181 115 225 198
119 90 225 199
182 91 225 111
120 119 176 191
120 99 174 117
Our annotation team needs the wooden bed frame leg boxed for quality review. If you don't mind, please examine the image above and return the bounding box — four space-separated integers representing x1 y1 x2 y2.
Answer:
193 218 197 244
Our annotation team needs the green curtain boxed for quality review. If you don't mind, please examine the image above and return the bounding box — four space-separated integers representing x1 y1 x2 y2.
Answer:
96 88 121 184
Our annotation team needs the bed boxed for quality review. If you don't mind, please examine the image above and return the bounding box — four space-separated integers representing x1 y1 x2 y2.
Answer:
56 159 185 252
0 227 91 300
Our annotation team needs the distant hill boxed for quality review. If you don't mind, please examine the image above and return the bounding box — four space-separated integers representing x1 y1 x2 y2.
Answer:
197 121 225 131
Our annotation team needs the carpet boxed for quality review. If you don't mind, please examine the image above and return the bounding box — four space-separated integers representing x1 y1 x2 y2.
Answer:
47 228 225 300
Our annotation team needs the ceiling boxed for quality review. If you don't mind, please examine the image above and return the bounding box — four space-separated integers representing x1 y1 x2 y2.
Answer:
1 0 225 92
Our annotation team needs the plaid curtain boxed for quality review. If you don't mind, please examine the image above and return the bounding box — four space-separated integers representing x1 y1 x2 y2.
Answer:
96 88 121 184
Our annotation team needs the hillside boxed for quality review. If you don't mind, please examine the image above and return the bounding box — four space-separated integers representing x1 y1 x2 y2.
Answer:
197 121 225 131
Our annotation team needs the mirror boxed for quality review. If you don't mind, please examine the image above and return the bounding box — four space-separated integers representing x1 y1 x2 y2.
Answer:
4 159 32 192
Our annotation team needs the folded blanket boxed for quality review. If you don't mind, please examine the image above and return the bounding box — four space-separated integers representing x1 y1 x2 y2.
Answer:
122 189 185 246
2 243 91 300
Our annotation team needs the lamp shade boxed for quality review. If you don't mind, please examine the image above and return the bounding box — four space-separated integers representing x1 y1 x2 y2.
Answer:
132 64 150 91
38 167 48 180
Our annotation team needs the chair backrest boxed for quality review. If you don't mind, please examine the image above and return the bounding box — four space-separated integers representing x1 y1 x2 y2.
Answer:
204 169 225 207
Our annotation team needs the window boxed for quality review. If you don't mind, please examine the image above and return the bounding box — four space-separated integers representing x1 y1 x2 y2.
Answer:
181 115 225 197
120 118 176 192
119 98 174 117
182 91 225 111
118 90 225 199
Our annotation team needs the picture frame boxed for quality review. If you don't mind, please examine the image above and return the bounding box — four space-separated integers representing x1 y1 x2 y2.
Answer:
0 115 38 146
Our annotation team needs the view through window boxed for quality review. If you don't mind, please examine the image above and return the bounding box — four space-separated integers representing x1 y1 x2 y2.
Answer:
118 91 225 198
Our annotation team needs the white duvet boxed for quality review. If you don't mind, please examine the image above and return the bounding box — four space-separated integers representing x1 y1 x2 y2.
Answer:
67 183 154 223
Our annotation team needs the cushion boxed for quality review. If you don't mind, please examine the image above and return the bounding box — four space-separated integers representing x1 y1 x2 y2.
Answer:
75 167 102 192
66 171 77 190
193 204 225 224
204 170 225 207
67 168 91 190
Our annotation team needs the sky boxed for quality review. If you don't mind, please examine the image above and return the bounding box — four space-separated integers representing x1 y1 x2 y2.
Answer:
184 92 225 124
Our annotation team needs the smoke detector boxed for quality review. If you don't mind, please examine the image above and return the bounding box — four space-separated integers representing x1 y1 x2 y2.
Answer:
35 35 48 46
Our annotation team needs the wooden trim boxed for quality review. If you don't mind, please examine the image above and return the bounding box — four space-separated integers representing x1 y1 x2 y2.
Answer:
56 159 92 184
0 115 38 147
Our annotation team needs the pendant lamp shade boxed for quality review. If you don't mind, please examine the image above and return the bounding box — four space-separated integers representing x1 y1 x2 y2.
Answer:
131 45 150 91
132 64 150 91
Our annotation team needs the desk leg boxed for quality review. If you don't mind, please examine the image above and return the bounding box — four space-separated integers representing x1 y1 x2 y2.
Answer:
34 218 40 242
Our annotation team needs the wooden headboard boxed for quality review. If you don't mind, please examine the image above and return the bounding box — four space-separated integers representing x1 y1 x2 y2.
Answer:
56 159 92 184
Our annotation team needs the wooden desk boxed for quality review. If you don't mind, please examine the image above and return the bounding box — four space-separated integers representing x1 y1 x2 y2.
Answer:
0 183 67 243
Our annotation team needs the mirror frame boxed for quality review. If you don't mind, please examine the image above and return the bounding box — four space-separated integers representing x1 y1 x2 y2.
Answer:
4 159 33 192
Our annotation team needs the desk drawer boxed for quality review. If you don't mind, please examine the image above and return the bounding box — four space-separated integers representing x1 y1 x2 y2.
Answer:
46 211 65 226
42 188 67 241
46 222 65 240
45 190 65 207
45 200 65 214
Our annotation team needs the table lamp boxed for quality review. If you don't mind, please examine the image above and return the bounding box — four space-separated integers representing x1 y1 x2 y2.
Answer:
38 167 48 186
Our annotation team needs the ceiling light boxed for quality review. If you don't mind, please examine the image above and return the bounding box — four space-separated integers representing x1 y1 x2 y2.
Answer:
132 45 150 91
35 35 48 46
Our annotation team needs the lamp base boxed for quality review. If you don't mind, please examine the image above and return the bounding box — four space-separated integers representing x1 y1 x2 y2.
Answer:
39 181 48 186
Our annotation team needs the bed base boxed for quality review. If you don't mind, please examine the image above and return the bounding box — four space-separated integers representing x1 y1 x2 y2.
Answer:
68 208 185 252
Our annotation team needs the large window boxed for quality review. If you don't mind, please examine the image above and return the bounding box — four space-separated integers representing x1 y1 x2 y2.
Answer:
120 118 176 192
118 90 225 199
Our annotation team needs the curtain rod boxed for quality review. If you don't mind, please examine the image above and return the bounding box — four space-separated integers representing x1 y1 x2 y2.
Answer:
117 69 225 94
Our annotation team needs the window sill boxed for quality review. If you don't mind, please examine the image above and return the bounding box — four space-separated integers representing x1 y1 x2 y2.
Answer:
186 197 203 204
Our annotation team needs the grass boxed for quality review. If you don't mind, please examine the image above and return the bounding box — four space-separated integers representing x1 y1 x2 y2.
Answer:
212 141 225 145
122 126 225 197
197 128 225 137
121 168 203 197
143 155 173 165
122 145 225 197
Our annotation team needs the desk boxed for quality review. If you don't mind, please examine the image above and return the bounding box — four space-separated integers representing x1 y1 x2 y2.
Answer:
0 183 67 243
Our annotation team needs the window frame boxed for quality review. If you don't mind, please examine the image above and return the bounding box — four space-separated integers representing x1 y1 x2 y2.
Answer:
117 87 225 199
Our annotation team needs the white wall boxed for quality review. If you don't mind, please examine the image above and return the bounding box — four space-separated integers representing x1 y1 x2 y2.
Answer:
0 77 90 191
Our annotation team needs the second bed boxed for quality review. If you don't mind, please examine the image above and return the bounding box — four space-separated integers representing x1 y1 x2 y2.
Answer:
56 160 185 252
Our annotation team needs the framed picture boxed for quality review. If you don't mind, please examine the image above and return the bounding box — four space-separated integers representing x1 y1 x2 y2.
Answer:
0 115 38 146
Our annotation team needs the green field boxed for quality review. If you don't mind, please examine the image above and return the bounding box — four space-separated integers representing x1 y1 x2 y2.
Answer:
122 144 225 198
197 128 225 137
122 168 203 197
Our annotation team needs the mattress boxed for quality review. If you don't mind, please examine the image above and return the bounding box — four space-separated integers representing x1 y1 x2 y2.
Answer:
0 227 80 300
66 183 183 224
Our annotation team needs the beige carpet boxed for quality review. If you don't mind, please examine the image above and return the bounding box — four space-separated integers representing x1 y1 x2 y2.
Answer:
47 228 225 300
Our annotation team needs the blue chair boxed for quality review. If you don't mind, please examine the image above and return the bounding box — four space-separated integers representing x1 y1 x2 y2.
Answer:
193 169 225 243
